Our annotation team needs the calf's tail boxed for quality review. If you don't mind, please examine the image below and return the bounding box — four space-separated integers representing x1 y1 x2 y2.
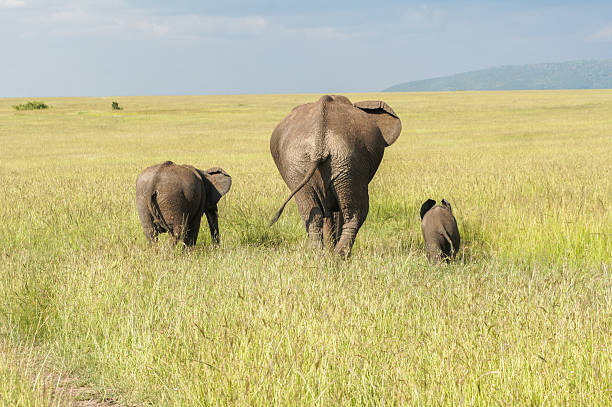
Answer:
147 161 175 237
149 190 175 237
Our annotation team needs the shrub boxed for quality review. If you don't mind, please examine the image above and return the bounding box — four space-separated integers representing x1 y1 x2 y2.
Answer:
13 101 49 111
111 101 122 110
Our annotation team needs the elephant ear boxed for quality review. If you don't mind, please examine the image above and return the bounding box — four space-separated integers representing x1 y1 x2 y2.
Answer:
354 100 402 147
420 199 436 220
202 167 232 207
441 199 453 214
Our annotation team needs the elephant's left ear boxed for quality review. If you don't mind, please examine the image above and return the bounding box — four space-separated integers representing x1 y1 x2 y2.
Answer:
203 167 232 205
420 199 436 220
354 100 402 147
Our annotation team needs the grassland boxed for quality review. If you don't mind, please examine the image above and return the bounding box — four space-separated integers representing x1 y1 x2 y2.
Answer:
0 91 610 406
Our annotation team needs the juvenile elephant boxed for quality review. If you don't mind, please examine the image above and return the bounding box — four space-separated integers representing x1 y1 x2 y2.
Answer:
270 94 402 257
420 198 460 262
136 161 231 246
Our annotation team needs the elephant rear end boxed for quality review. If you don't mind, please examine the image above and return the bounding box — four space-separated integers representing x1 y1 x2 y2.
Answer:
136 163 167 242
269 95 402 257
135 162 203 244
421 201 460 262
136 161 232 247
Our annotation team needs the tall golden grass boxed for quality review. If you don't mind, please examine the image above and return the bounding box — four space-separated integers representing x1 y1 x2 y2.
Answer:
0 91 610 405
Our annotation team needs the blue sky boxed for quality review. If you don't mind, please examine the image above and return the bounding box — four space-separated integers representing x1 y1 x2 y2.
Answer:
1 0 612 96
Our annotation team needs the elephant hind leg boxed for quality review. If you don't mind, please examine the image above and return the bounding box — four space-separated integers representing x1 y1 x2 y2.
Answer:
137 204 159 243
306 207 324 250
295 189 324 250
168 215 190 246
184 216 202 247
334 211 343 244
425 244 443 263
323 216 335 249
323 211 342 250
205 208 220 245
334 187 369 258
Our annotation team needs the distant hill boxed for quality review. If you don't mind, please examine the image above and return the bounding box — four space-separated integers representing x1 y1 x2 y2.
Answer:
383 60 612 92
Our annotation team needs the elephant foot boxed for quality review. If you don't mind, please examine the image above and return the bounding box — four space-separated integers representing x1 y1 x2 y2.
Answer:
308 233 324 251
333 243 352 259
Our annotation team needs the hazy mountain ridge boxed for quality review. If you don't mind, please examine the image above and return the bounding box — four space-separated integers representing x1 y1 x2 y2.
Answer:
384 60 612 92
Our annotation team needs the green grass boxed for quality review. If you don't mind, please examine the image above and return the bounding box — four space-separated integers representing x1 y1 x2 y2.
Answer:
12 101 49 111
0 91 611 405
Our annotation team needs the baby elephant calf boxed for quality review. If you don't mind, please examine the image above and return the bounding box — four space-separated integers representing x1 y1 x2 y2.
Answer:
420 198 460 262
136 161 232 246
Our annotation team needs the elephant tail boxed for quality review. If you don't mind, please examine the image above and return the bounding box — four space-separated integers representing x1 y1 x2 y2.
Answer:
270 159 320 226
149 190 175 238
270 96 330 226
146 161 175 237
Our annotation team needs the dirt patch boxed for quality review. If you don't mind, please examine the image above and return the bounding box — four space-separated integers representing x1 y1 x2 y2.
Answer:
1 344 134 407
38 373 122 407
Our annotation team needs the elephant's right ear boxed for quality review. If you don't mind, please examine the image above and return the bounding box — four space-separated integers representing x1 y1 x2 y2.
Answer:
420 199 436 220
441 199 453 214
354 100 402 147
203 167 232 207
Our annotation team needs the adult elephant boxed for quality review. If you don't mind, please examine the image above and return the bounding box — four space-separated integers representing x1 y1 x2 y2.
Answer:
270 95 401 257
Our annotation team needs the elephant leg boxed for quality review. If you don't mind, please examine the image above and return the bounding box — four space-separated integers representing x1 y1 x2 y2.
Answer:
307 207 324 250
184 216 202 247
323 216 335 249
334 186 369 258
295 189 324 250
137 204 158 243
323 211 342 249
333 211 343 244
170 214 190 246
426 245 443 263
205 207 220 245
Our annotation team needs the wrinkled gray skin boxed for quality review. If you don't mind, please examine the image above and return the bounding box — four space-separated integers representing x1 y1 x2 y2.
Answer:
420 199 460 262
136 161 232 246
270 95 402 257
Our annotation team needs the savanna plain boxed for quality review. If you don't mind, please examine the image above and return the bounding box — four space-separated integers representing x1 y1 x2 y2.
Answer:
0 91 610 406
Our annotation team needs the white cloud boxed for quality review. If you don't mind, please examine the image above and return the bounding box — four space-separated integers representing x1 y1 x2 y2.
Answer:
288 26 360 41
278 18 365 42
48 10 89 23
163 14 267 39
403 5 447 26
588 24 612 42
12 3 268 39
0 0 26 8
